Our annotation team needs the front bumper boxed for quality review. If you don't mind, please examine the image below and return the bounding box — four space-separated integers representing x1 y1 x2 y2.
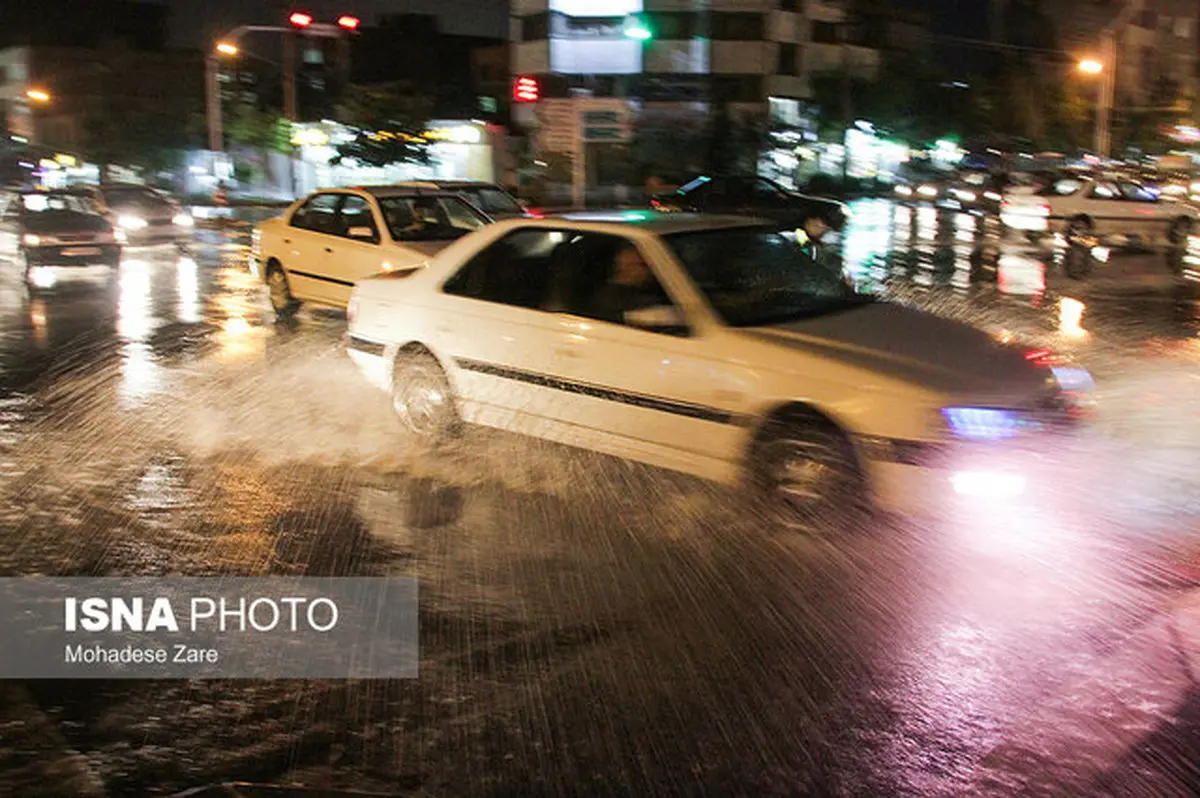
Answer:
24 244 121 267
121 222 191 245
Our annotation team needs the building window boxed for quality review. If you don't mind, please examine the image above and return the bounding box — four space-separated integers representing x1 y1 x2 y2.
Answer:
712 12 764 41
522 13 549 42
811 21 840 44
777 43 797 75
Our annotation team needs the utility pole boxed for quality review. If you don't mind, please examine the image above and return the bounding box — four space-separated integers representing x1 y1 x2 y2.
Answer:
1093 0 1138 159
205 52 222 151
839 15 854 183
283 31 298 121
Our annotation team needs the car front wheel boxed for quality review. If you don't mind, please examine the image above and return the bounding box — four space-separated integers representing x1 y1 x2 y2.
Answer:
749 420 866 531
391 350 458 444
266 263 299 319
1168 217 1193 246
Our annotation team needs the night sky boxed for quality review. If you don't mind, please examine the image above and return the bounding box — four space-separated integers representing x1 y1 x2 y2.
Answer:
163 0 509 45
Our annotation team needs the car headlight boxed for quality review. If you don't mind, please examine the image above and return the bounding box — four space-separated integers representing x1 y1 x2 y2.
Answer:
940 407 1027 440
114 229 127 244
917 185 938 197
118 214 148 230
173 212 194 228
952 189 976 202
895 185 912 197
22 233 40 246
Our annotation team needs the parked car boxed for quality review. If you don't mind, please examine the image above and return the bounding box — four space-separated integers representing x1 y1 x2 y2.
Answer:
650 175 848 258
393 180 532 219
345 211 1092 525
1 189 123 291
1000 175 1200 246
250 186 493 317
74 183 194 248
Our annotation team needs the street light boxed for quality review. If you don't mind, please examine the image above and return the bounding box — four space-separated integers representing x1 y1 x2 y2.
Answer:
622 14 653 40
1078 59 1102 74
216 41 239 56
336 15 360 31
25 89 51 103
288 11 314 28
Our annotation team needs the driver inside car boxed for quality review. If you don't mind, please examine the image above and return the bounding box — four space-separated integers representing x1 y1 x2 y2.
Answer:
589 243 666 324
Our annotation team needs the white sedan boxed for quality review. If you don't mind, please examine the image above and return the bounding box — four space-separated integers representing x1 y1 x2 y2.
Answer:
250 186 491 316
346 212 1092 522
1000 175 1200 245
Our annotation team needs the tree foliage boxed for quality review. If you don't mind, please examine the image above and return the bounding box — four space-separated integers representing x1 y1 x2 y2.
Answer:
331 83 432 168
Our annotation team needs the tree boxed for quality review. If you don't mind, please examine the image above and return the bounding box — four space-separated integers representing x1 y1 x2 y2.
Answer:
331 82 432 168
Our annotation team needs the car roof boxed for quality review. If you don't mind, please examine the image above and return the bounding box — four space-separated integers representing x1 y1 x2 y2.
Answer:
348 185 480 199
393 179 498 189
502 210 774 235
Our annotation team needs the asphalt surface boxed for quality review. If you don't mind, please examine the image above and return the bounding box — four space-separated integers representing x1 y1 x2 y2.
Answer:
1 203 1199 796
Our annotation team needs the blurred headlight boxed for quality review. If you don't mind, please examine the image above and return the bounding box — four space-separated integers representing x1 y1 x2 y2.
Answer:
114 229 127 244
941 407 1026 440
173 212 194 227
952 189 976 202
917 185 938 197
118 214 148 230
983 191 1002 201
22 233 40 246
895 185 912 197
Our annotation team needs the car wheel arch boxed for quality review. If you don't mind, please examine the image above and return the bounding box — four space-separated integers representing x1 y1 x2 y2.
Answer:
745 401 866 478
387 341 456 386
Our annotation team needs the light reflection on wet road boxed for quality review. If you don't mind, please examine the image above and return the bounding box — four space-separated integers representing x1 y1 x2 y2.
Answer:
0 207 1199 796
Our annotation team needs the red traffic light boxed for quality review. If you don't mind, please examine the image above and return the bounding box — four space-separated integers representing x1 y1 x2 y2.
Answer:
337 15 361 30
513 76 539 103
288 11 314 27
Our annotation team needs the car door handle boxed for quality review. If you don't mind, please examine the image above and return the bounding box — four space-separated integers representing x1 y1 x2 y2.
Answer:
324 246 333 253
554 348 583 359
283 237 291 244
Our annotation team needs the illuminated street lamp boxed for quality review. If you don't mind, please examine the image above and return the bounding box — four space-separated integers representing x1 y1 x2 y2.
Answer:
25 88 51 103
1078 59 1102 74
216 41 239 56
288 11 314 28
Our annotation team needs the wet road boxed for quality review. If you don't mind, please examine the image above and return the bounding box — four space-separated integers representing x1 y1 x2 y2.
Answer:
2 205 1200 796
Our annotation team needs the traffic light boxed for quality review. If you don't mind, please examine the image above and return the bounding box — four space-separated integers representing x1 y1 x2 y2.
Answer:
622 14 652 40
513 76 539 103
289 11 314 28
337 15 361 31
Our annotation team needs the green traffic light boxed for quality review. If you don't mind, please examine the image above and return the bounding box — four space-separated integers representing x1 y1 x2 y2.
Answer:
623 14 652 40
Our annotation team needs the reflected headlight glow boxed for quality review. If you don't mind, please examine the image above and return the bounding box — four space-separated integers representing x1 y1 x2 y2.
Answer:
22 233 40 246
28 266 56 288
951 471 1027 498
118 214 148 230
941 407 1026 440
917 185 938 198
951 189 976 202
983 191 1002 201
173 212 194 228
895 185 913 197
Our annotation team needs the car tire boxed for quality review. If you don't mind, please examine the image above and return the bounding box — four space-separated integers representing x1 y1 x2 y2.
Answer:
748 418 867 531
1168 217 1193 246
1065 216 1093 245
390 349 459 445
265 261 300 320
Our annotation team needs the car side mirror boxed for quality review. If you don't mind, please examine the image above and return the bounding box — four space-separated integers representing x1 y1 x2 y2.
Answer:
347 226 376 241
624 305 687 334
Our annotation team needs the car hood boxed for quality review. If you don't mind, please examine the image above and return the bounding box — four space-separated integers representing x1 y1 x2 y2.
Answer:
22 211 112 233
740 302 1053 402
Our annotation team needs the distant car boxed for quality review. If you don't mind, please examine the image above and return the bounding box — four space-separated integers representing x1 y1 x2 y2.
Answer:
75 183 194 248
1000 175 1200 245
345 211 1093 525
393 180 532 220
650 175 848 257
250 185 493 317
4 189 122 291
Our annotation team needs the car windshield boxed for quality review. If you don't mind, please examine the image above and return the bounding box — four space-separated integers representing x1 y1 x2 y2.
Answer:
459 187 522 215
21 192 97 214
102 187 169 210
664 227 872 327
378 195 488 242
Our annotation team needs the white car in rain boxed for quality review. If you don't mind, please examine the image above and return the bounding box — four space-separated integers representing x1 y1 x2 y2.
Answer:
250 186 492 316
1000 175 1200 245
345 212 1093 522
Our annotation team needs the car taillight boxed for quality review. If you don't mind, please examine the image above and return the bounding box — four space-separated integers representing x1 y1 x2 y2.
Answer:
1038 203 1051 215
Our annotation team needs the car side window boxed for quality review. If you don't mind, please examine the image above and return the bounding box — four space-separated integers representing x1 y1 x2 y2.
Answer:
337 195 379 242
290 193 342 234
1117 181 1157 202
544 233 682 333
442 228 557 309
1089 181 1119 200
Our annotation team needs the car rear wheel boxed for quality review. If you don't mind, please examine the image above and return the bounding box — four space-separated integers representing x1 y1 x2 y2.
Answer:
749 420 866 531
1168 217 1193 246
391 350 458 444
266 262 299 319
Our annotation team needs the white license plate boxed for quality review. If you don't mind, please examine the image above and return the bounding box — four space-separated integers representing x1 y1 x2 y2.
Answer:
62 247 101 256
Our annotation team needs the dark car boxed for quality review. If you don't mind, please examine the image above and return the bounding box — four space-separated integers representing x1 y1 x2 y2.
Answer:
8 189 122 291
76 182 194 248
394 180 533 220
650 175 849 255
